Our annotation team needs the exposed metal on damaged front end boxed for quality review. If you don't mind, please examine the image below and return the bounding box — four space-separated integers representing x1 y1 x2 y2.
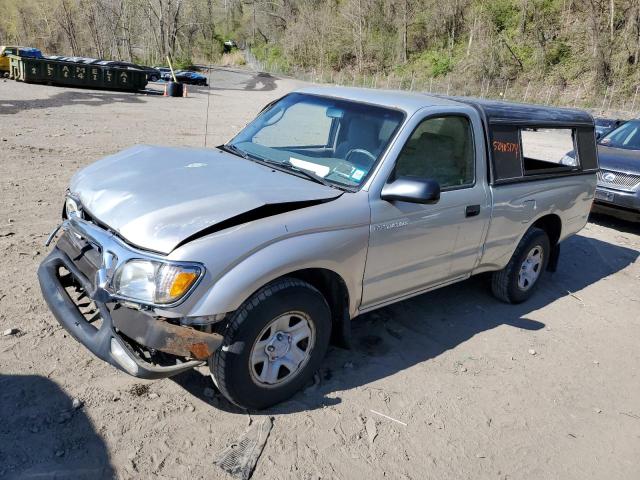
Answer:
37 216 224 378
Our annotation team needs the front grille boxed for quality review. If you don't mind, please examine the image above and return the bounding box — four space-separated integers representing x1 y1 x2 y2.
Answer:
597 169 640 191
57 231 101 289
59 265 103 329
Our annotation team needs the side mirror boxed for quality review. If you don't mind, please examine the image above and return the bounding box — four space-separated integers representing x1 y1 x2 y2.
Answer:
381 177 440 204
595 131 602 140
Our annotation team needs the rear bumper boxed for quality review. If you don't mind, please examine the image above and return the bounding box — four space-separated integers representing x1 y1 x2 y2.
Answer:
38 247 222 379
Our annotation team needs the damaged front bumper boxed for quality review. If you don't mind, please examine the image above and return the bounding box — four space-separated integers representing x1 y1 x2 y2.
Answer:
37 223 223 379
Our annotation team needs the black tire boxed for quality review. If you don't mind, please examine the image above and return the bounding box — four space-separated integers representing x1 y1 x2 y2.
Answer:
491 227 550 304
210 278 332 409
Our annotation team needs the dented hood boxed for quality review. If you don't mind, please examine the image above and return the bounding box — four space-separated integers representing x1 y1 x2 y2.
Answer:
70 145 341 254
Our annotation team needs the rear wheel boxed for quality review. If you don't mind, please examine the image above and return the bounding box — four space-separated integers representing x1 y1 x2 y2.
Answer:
491 227 550 304
210 278 331 409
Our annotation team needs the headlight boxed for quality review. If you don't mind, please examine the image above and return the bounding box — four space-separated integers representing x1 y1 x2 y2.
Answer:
65 196 82 218
113 260 202 305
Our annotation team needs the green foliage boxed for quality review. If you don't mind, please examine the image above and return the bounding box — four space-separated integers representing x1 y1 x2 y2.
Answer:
253 44 285 65
1 0 638 105
510 43 536 70
364 29 397 73
413 49 454 77
545 42 571 67
197 34 225 62
172 57 194 70
485 0 519 33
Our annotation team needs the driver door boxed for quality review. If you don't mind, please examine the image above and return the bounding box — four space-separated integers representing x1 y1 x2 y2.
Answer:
361 113 491 309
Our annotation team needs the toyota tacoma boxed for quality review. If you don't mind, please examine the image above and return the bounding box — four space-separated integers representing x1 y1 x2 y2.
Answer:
38 88 599 409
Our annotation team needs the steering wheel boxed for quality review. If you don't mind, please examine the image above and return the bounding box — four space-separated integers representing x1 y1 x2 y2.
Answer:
345 148 376 165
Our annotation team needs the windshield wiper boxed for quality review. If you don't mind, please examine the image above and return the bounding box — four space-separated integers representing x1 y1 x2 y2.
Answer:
222 145 277 168
280 161 335 188
221 144 338 189
219 143 248 159
242 153 335 188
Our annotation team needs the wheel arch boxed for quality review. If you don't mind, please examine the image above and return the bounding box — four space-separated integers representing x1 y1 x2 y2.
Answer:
279 268 351 348
208 267 353 349
531 213 562 247
530 213 562 272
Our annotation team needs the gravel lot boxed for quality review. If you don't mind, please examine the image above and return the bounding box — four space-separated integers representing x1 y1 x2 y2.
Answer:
1 71 639 480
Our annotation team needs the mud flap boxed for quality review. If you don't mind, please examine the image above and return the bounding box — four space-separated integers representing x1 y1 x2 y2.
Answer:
547 243 561 272
331 305 352 349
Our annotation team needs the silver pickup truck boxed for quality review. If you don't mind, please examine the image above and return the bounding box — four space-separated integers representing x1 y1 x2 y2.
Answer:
38 87 598 409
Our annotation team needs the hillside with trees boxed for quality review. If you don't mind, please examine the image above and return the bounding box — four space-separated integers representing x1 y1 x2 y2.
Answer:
1 0 639 109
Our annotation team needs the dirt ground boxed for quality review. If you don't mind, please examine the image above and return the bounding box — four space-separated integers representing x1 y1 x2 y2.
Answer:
1 70 640 480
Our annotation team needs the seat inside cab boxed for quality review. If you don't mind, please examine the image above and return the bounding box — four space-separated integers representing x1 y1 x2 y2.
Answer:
395 116 474 188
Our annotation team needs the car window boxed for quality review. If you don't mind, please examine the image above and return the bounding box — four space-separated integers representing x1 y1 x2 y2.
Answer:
394 115 475 189
229 93 405 189
253 101 333 147
601 120 640 150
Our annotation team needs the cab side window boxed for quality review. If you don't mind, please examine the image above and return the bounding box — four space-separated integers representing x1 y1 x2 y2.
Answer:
394 116 475 189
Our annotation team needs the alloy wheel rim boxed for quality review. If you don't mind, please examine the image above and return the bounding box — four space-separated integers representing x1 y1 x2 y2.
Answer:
518 245 543 291
249 311 315 387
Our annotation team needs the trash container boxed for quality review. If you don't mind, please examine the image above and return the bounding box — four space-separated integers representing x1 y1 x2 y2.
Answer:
166 81 184 97
8 55 148 91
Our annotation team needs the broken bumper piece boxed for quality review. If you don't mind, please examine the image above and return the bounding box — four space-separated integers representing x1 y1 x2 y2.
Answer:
37 247 223 379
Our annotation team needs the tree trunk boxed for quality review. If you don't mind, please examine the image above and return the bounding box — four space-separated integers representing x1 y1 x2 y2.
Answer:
402 0 408 63
358 0 364 73
467 16 476 56
588 0 610 86
59 0 80 56
520 0 528 34
610 0 614 42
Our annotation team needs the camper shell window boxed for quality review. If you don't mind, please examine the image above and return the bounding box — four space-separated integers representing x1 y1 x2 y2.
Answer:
521 128 577 173
448 97 598 185
488 124 597 183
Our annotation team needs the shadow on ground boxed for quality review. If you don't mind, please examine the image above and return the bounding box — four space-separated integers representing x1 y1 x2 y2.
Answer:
243 73 277 91
0 87 154 115
589 211 640 235
205 71 278 92
0 375 115 479
172 233 639 414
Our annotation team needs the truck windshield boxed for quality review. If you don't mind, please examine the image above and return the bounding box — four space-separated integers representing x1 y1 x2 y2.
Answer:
600 120 640 151
227 93 405 188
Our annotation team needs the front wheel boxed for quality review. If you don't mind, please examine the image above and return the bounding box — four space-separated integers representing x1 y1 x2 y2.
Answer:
491 227 550 304
210 278 331 409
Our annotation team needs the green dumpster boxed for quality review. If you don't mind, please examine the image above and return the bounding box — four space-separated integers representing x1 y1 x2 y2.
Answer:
9 55 147 91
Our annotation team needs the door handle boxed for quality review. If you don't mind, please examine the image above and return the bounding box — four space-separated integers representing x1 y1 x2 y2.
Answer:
465 205 481 217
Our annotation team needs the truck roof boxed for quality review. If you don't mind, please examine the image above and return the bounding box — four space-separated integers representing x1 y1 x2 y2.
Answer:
296 86 594 127
449 96 594 127
297 86 461 114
